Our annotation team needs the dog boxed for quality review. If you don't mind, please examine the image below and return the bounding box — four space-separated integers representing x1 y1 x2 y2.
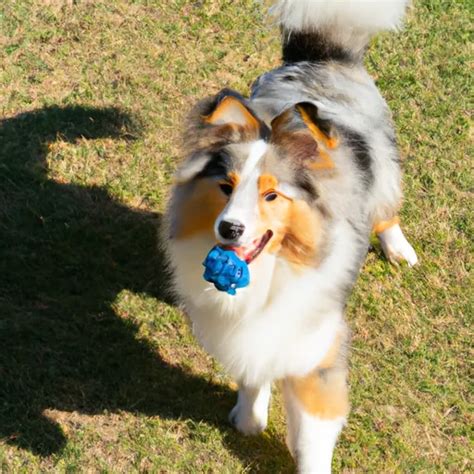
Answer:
164 1 417 472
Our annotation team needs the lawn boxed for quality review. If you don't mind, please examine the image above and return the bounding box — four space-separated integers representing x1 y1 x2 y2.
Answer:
0 0 471 472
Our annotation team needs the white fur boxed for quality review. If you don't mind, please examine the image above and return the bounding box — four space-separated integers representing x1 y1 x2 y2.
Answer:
239 140 268 180
296 416 345 473
271 0 409 54
378 223 418 266
278 182 302 199
168 217 357 387
283 379 345 473
229 383 271 435
272 0 408 32
214 140 267 244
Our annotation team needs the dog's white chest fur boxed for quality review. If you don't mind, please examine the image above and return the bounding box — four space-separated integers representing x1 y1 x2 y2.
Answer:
169 236 342 386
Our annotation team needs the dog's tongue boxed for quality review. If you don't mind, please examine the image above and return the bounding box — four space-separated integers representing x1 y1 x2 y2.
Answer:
222 230 273 264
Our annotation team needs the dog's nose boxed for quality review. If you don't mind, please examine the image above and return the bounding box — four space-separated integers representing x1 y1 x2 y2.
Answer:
218 220 245 241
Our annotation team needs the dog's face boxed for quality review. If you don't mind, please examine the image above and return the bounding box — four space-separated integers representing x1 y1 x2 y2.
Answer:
170 89 337 267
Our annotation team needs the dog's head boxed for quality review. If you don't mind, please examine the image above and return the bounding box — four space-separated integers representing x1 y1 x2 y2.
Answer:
170 89 337 267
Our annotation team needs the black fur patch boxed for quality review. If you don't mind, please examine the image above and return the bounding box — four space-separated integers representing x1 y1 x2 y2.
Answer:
195 151 231 180
259 121 272 141
385 130 400 163
340 127 373 185
296 172 319 201
282 31 360 64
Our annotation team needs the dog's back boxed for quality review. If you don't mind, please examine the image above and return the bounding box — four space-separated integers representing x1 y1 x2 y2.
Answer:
252 0 417 267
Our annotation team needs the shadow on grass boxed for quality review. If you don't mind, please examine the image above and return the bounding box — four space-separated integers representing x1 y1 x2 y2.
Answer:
0 105 290 469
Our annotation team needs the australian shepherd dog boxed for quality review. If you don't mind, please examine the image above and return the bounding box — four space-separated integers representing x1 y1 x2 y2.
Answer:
164 1 417 472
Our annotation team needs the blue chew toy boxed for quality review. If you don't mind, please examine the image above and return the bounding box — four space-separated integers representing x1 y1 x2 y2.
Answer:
203 245 250 295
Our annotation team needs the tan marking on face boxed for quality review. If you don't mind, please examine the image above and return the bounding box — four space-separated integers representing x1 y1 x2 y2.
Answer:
227 171 240 187
258 174 278 194
373 215 400 234
259 200 291 253
256 183 321 265
174 179 227 239
285 334 349 419
256 174 292 254
297 105 339 150
255 172 321 264
279 200 320 266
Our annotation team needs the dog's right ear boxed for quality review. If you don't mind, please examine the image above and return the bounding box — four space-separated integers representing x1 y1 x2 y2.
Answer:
178 90 268 184
203 89 261 129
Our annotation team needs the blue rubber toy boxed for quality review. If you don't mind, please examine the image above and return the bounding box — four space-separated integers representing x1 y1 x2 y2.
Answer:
202 246 250 295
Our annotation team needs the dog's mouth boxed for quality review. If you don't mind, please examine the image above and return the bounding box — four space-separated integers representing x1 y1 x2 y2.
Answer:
223 230 273 264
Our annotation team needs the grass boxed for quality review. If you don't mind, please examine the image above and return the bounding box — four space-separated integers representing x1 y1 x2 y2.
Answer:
0 0 471 472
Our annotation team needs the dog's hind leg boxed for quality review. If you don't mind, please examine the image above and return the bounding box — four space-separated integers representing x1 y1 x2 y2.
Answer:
229 383 271 435
374 216 418 266
282 366 349 473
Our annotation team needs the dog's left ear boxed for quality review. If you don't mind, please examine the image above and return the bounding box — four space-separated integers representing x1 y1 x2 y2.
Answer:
271 102 338 170
179 90 268 183
204 89 261 130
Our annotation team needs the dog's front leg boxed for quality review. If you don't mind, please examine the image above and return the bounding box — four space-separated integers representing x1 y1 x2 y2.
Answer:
282 368 349 473
229 382 271 435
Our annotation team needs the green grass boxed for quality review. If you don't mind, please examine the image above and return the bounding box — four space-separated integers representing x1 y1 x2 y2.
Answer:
0 0 471 472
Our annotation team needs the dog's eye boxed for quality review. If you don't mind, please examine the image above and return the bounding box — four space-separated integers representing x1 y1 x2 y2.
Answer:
219 183 233 196
264 192 278 202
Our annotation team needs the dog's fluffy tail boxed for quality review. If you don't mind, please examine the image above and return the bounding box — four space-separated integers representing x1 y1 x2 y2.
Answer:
270 0 409 63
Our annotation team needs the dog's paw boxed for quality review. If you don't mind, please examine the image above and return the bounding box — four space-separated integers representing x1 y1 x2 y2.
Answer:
229 402 268 435
378 224 418 267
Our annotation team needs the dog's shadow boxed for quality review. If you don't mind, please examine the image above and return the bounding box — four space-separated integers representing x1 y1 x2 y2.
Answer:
0 106 290 470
